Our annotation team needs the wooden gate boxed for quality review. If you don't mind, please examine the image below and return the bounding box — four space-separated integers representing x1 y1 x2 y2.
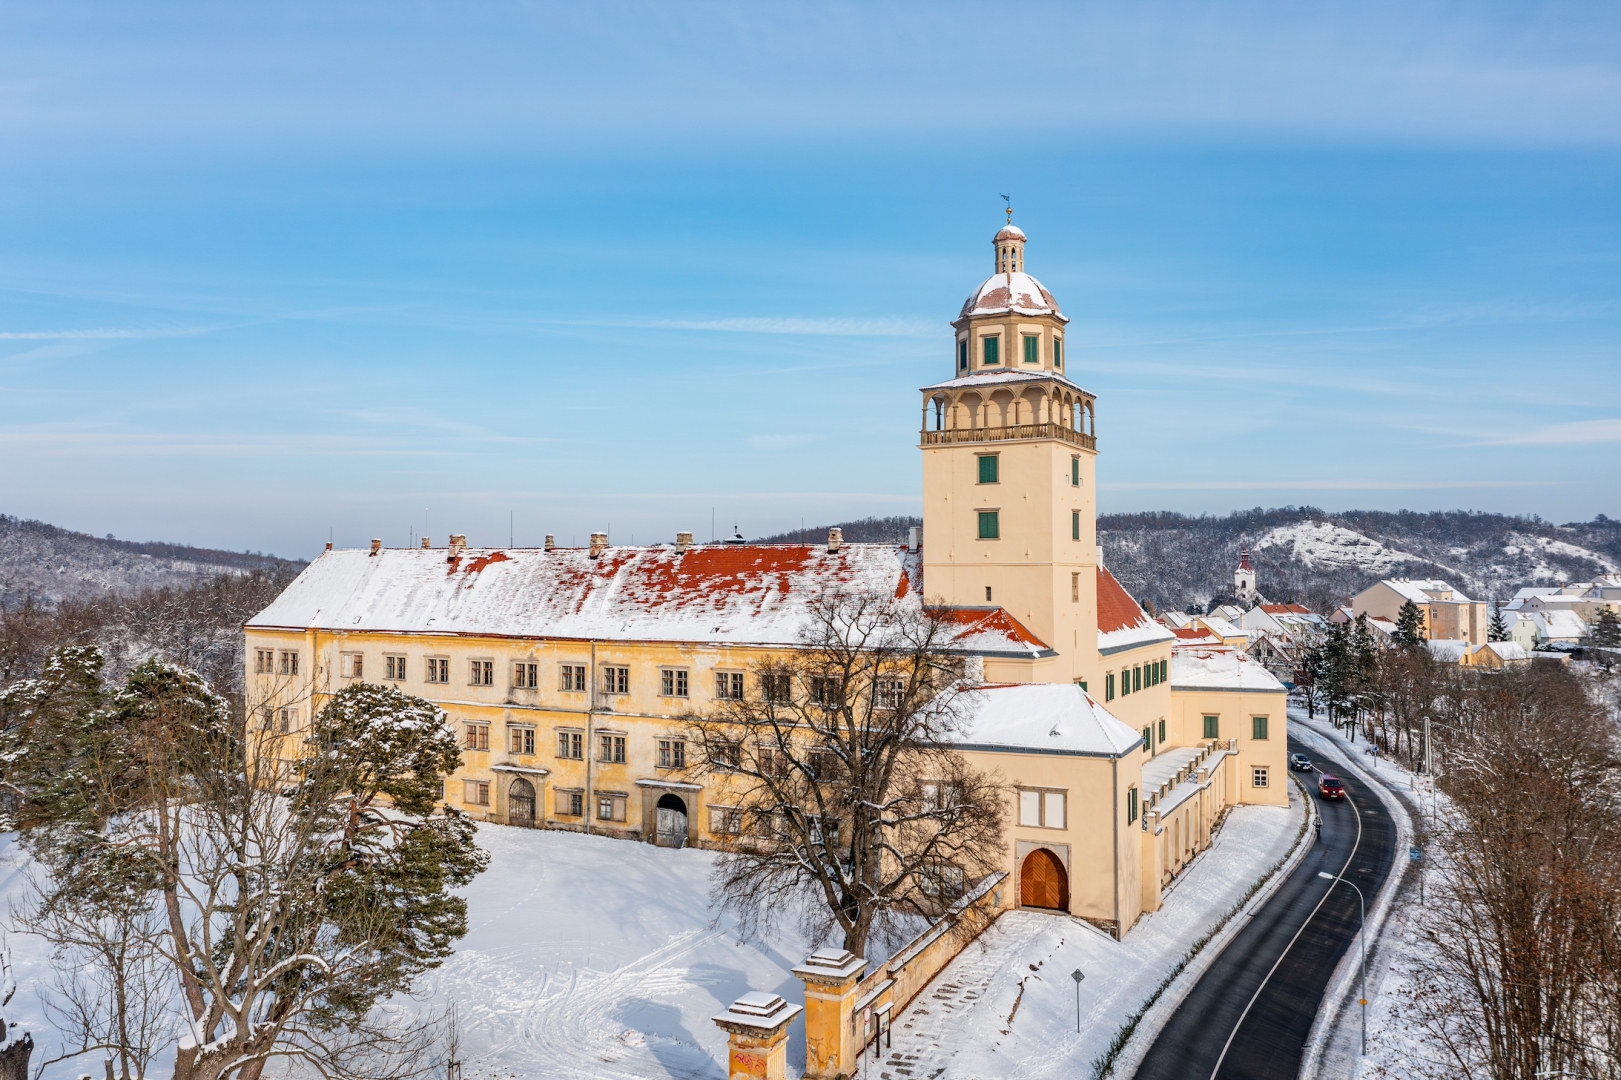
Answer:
1019 848 1069 910
508 777 536 827
655 793 688 848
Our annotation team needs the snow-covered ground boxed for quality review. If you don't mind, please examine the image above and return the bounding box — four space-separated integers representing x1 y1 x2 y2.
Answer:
869 793 1305 1080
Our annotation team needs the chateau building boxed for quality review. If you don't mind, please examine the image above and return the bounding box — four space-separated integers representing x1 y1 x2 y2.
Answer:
245 220 1287 937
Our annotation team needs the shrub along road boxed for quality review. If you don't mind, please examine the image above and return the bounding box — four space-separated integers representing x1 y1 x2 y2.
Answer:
1133 735 1398 1080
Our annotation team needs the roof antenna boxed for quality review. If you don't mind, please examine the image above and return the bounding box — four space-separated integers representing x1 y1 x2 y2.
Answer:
1000 193 1012 224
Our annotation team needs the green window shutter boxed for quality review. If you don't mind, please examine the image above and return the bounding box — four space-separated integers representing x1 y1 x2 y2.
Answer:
1054 339 1062 368
1078 680 1087 691
1127 787 1137 823
1252 715 1269 740
977 511 999 540
1142 726 1151 753
1158 719 1166 742
958 340 968 370
983 336 999 365
1072 511 1080 540
1203 715 1218 739
1106 673 1115 701
1133 666 1141 692
978 455 998 484
1023 335 1038 364
1071 457 1079 486
1121 670 1130 696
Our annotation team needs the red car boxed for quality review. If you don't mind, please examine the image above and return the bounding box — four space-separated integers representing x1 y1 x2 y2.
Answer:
1318 775 1345 800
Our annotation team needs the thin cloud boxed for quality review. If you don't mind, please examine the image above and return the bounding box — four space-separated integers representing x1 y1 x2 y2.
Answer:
1485 419 1621 446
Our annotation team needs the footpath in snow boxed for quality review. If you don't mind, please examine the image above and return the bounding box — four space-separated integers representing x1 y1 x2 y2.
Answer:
871 791 1306 1080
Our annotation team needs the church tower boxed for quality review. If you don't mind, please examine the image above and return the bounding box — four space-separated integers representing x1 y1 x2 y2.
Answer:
1235 543 1257 606
920 218 1099 684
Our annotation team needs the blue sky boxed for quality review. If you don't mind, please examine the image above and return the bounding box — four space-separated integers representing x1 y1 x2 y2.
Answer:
1 2 1618 558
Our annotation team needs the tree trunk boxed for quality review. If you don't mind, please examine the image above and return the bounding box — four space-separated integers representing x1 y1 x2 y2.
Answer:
0 1029 32 1080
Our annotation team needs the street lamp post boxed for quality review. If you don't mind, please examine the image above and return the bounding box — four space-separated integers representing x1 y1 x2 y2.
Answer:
1320 871 1368 1056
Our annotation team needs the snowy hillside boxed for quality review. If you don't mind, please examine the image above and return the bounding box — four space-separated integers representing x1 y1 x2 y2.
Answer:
0 514 299 607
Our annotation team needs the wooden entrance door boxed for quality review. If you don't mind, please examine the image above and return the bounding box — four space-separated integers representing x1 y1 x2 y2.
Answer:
508 777 535 827
655 793 688 848
1020 848 1069 910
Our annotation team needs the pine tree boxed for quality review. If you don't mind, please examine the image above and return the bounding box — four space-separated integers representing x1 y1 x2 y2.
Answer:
1589 608 1621 650
1395 600 1427 649
1489 600 1509 642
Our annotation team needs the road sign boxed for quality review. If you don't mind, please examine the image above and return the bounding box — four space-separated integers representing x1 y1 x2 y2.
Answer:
1071 969 1085 983
1409 847 1422 862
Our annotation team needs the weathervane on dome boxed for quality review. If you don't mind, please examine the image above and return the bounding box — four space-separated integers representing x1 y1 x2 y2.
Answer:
1000 193 1012 224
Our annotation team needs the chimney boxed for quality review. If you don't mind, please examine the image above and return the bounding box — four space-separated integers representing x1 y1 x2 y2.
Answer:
907 526 920 552
325 541 333 552
449 534 467 556
420 536 431 549
544 534 556 552
589 532 609 558
369 539 381 555
827 527 843 554
675 531 694 553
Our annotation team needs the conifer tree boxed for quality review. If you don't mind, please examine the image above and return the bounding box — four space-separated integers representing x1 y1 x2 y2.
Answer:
1488 600 1510 642
1395 600 1427 649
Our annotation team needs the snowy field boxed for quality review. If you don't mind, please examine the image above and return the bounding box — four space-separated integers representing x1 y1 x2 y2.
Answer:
872 793 1305 1079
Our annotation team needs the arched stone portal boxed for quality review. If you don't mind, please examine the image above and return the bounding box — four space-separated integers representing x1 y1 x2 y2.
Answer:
655 793 688 849
508 777 536 828
1019 848 1069 910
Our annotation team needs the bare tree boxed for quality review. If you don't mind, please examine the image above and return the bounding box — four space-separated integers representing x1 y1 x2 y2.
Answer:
687 592 1005 958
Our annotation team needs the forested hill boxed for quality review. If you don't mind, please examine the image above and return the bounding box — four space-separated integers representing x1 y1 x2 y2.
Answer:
0 513 302 607
757 509 1621 614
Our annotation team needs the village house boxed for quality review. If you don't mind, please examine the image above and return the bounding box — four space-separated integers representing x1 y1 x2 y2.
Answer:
244 219 1286 939
1350 578 1489 646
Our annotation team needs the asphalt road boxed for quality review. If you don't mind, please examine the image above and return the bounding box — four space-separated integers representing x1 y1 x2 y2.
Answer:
1132 735 1398 1080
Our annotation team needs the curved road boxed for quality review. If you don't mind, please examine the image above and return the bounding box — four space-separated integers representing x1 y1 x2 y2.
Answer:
1134 735 1398 1080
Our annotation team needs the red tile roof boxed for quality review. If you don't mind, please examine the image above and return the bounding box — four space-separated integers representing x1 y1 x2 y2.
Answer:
1260 603 1313 615
1097 567 1147 634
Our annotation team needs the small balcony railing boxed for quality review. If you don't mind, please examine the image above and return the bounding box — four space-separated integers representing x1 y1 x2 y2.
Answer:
919 423 1096 450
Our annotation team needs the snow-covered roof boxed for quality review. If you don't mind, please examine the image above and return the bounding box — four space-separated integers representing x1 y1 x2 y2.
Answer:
1170 627 1223 644
1158 611 1195 629
1427 640 1469 662
950 683 1142 758
1530 609 1588 641
247 543 1052 657
1197 615 1245 639
1259 603 1313 615
919 369 1092 396
1169 645 1287 693
958 271 1068 323
994 224 1026 241
1380 578 1475 605
1474 641 1529 662
1097 568 1175 654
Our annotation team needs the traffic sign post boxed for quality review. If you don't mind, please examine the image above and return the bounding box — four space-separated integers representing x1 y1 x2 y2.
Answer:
1071 969 1085 1033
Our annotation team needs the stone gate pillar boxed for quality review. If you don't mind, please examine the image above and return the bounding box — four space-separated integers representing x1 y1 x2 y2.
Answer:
713 991 802 1080
793 948 868 1079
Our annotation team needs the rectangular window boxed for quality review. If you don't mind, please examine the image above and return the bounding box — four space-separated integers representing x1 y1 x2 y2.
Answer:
598 734 626 764
1133 666 1142 693
1072 511 1080 540
1158 718 1166 743
957 340 968 371
278 651 299 676
1252 767 1270 788
920 780 963 811
1252 715 1269 741
276 706 296 734
1071 572 1080 602
760 672 791 703
559 664 587 692
1071 457 1080 486
596 794 627 822
977 511 999 540
556 789 584 816
1126 786 1138 824
1121 668 1131 696
809 675 842 708
756 746 790 779
601 666 629 695
709 806 743 835
710 740 741 769
1106 673 1115 701
874 677 906 710
514 662 538 689
1142 726 1152 753
1023 334 1039 364
463 780 490 806
977 454 999 484
385 654 407 681
657 739 687 769
462 722 489 751
1203 715 1219 739
660 668 689 698
425 658 449 684
338 652 363 679
1017 788 1066 828
509 725 535 755
1054 338 1063 368
982 336 1000 365
556 729 583 760
254 648 274 675
470 660 494 686
985 586 993 602
716 671 745 700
